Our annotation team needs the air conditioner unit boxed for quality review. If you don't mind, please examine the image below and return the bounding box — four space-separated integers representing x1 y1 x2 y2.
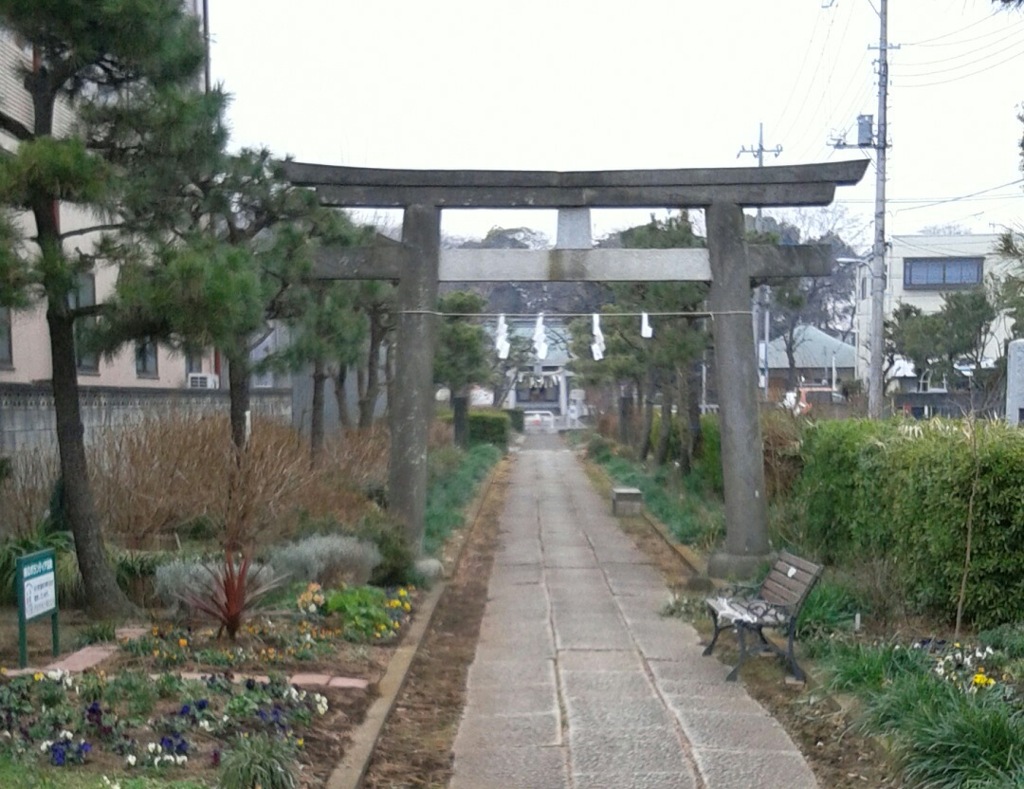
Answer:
187 373 219 389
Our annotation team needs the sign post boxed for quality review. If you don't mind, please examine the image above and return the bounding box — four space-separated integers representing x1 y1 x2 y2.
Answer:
16 548 59 668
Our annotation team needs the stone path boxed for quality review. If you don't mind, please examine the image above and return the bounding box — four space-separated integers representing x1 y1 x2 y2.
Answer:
450 435 817 789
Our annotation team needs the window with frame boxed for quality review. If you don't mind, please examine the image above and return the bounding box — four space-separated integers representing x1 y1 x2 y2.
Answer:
0 307 11 367
69 274 99 373
904 257 983 289
135 339 158 378
185 351 203 374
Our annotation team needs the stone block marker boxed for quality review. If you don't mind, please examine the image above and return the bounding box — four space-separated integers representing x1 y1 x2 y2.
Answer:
612 487 643 516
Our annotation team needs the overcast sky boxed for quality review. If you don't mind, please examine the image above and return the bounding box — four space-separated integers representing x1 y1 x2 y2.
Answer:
208 0 1024 248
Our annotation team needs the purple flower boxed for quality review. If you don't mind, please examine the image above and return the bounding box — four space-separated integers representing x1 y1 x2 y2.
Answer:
179 704 191 716
196 699 208 711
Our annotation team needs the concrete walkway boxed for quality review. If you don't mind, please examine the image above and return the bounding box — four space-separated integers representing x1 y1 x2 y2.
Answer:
450 436 817 789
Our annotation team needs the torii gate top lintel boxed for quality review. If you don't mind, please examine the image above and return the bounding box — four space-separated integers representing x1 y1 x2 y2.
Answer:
282 159 868 209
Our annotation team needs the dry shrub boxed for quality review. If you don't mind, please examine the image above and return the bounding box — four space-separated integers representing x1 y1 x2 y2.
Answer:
0 447 58 538
93 412 377 549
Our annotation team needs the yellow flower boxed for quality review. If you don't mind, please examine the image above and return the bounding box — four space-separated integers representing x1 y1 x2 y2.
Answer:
398 588 408 597
296 737 305 748
178 638 188 648
151 626 159 636
402 603 411 612
33 672 43 681
0 666 7 675
152 650 160 657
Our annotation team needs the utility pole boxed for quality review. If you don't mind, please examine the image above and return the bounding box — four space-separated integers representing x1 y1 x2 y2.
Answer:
738 123 783 233
738 123 782 399
828 2 896 418
867 0 892 419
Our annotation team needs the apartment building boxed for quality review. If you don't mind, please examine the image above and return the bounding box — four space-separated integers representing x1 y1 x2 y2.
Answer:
0 25 218 391
853 233 1015 394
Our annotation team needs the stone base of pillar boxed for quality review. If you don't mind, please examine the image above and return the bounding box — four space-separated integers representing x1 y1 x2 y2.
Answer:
706 551 770 581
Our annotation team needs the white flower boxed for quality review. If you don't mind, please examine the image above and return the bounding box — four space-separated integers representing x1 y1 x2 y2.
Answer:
199 720 214 732
126 754 137 767
40 740 53 752
60 729 74 741
307 604 316 613
1 730 10 739
176 755 188 765
102 777 122 789
147 742 159 754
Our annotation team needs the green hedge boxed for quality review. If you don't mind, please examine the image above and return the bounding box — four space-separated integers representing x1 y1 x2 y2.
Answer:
505 409 525 433
468 410 510 448
797 419 1024 629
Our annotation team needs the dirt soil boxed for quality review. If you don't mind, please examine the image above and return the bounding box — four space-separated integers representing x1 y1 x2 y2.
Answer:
363 452 903 789
362 459 509 789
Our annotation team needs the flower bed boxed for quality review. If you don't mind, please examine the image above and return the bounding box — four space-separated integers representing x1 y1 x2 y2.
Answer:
0 584 417 787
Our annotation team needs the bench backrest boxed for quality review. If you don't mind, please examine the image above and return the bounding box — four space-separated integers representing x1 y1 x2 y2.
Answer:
758 551 824 612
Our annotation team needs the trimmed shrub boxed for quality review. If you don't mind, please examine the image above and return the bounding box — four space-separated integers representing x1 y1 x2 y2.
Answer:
796 418 899 564
355 511 415 587
505 409 525 432
468 410 510 448
269 534 381 587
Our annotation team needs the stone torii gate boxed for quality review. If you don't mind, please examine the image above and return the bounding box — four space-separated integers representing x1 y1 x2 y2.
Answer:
284 160 867 578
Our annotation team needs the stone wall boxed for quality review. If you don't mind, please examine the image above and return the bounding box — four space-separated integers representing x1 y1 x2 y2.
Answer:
0 383 292 454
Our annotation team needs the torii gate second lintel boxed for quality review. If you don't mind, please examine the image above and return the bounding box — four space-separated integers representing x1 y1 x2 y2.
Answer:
286 160 868 580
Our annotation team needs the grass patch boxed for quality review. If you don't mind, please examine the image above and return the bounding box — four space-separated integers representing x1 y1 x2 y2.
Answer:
424 443 501 556
595 455 724 549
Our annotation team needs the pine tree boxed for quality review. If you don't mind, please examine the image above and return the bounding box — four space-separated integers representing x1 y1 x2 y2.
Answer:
0 0 216 617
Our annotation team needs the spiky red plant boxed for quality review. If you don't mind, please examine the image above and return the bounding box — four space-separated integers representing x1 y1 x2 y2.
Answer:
178 550 284 640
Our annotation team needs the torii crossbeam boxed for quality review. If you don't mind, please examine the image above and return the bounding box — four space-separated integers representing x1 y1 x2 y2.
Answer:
284 159 868 578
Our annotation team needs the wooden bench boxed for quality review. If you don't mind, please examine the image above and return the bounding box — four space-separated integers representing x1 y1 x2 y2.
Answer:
702 551 823 682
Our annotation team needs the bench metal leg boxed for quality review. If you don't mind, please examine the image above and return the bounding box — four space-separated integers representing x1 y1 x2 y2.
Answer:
726 623 749 682
702 609 728 657
786 626 805 681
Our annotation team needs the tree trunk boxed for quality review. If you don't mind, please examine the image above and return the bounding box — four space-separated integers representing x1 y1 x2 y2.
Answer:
639 371 655 461
47 308 136 618
226 349 251 451
785 327 798 390
452 393 469 448
654 379 674 466
310 356 327 465
384 339 395 421
358 313 384 428
618 386 633 446
687 359 704 470
333 365 352 431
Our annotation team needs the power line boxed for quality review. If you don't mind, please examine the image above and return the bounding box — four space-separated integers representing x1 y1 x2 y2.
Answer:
895 34 1024 76
896 45 1024 87
893 179 1024 212
902 12 1010 47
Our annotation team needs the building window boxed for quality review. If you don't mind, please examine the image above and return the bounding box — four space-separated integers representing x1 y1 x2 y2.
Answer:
904 257 983 289
69 274 99 373
185 351 203 374
0 307 11 367
135 339 158 377
860 276 868 301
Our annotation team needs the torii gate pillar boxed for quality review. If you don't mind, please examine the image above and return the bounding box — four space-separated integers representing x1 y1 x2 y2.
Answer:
706 203 768 576
388 205 440 549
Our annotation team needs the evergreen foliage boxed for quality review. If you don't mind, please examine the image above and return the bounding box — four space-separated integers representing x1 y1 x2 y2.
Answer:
0 0 216 617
